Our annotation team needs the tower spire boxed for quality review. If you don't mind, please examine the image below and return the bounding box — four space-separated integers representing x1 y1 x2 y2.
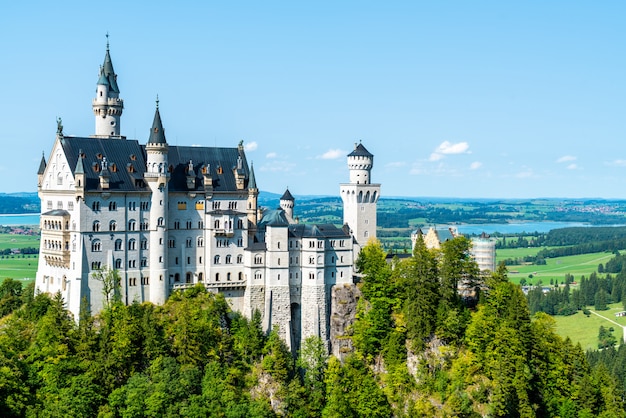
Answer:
93 35 124 138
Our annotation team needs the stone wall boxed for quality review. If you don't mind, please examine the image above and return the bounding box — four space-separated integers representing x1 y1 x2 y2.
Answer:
330 283 360 361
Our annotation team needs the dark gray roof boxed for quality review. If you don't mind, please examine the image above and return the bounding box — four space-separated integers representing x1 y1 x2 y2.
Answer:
42 209 70 217
280 189 294 201
167 145 252 192
435 228 456 243
148 106 167 144
258 209 290 227
248 163 257 189
101 46 120 93
60 137 149 192
347 142 372 157
288 223 351 239
60 134 253 193
37 154 46 175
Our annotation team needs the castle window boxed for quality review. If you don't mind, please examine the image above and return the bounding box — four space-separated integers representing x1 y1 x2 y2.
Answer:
128 260 136 268
277 258 280 266
68 201 74 211
254 271 262 280
140 202 149 211
340 256 344 262
109 220 116 231
109 201 117 211
364 231 369 238
214 255 220 264
212 201 221 210
174 221 180 229
309 257 315 265
318 241 323 249
227 272 231 281
309 241 314 248
128 202 136 211
198 272 204 282
309 273 314 280
277 242 281 249
186 238 192 248
57 201 63 209
237 238 243 247
186 273 192 283
236 254 243 264
214 220 220 229
128 220 136 231
115 239 122 251
175 257 179 265
238 272 243 281
91 240 101 252
198 221 204 229
128 239 136 250
197 237 204 247
195 201 204 210
237 219 243 229
187 257 191 265
168 239 176 248
226 255 232 264
178 202 187 210
92 201 100 211
216 273 220 281
254 255 262 264
158 217 164 227
339 240 344 247
199 256 202 264
141 258 148 267
159 256 163 263
91 261 101 270
92 221 100 232
141 220 149 230
141 239 148 250
47 201 53 210
331 256 335 263
115 259 122 269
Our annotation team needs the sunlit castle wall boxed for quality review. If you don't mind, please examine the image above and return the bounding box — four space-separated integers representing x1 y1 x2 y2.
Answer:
471 235 496 273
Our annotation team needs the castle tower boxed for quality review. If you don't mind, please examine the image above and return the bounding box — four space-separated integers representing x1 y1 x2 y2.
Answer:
92 37 124 138
279 189 295 223
247 163 259 228
339 142 380 246
144 100 169 305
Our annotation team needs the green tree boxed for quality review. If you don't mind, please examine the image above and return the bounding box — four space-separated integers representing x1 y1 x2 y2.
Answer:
0 278 23 317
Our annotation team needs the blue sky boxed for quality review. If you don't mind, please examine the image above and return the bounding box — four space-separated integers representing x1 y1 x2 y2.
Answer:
2 1 626 198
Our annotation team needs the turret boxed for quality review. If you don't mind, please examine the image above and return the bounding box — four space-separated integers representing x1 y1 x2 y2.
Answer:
347 142 373 184
247 163 258 226
74 150 85 201
92 36 124 138
37 152 46 191
279 189 295 223
144 100 169 305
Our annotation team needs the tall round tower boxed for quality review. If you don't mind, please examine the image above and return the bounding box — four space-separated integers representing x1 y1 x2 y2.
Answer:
92 37 124 138
144 100 169 305
340 142 380 246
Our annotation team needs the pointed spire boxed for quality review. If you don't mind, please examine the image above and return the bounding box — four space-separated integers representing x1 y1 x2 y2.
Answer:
148 99 167 144
101 34 119 93
75 150 84 174
248 162 257 190
37 152 46 175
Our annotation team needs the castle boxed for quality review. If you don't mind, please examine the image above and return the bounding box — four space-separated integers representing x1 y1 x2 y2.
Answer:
34 41 380 352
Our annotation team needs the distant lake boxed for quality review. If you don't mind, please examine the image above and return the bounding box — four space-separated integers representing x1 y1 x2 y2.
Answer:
457 222 589 235
0 214 40 226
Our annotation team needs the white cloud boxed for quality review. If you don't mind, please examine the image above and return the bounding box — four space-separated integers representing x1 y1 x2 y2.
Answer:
469 161 482 170
266 152 277 159
318 149 345 160
557 155 576 163
244 141 258 152
608 159 626 167
516 169 534 179
430 141 470 161
567 163 578 170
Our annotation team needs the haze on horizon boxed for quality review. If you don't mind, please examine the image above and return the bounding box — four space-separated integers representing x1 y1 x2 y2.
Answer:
1 1 625 199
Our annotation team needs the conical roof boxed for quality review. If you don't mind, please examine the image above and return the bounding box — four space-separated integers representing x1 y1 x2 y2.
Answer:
148 106 167 144
347 142 373 157
280 189 294 201
248 163 257 189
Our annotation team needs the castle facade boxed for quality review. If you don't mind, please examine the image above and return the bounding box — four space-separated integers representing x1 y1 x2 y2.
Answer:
35 42 380 352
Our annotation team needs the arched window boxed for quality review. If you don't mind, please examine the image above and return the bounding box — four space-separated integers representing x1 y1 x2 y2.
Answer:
128 220 136 231
198 272 204 282
115 259 122 269
225 255 232 264
214 255 220 264
197 237 204 247
109 201 117 211
114 239 122 251
109 220 116 231
157 217 164 227
91 239 101 252
92 221 100 232
236 254 243 264
174 273 180 282
214 220 220 228
186 272 192 283
216 273 220 281
128 239 136 250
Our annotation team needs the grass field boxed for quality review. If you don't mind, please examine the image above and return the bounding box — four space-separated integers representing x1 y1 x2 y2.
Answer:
0 234 39 251
0 255 38 283
553 303 626 351
498 249 615 285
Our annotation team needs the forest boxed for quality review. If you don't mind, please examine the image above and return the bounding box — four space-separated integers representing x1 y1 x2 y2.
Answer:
1 237 625 417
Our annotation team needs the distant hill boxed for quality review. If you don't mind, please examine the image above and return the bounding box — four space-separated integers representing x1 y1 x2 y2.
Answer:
0 193 39 214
